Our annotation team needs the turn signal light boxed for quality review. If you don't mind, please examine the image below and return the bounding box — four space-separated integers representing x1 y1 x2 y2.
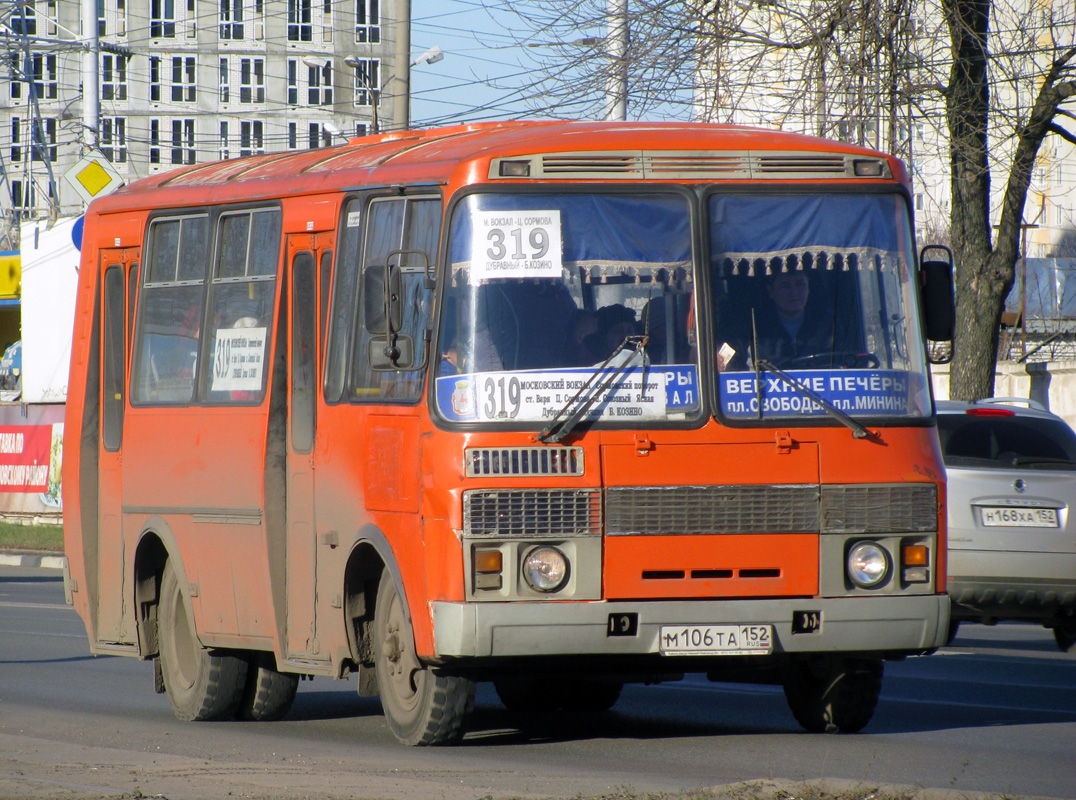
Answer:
902 544 929 566
475 549 503 573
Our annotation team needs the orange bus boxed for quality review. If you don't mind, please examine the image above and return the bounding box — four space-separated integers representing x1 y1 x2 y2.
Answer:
64 121 953 745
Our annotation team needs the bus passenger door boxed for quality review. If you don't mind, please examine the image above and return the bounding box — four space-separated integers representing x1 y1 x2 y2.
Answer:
97 250 138 646
283 238 326 661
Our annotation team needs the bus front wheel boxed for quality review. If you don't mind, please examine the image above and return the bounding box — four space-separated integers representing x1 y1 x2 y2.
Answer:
158 562 249 721
373 569 475 745
781 656 882 733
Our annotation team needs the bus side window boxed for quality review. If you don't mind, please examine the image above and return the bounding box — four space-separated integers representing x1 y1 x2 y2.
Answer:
205 208 281 404
131 215 208 405
102 266 126 451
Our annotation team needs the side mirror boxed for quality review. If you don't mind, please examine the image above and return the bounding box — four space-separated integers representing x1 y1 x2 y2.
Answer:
919 245 954 364
363 264 402 335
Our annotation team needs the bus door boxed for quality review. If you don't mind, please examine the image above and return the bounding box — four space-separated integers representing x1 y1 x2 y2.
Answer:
283 235 329 661
97 248 139 646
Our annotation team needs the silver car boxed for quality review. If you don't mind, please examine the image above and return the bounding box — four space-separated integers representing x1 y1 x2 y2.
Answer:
937 398 1076 650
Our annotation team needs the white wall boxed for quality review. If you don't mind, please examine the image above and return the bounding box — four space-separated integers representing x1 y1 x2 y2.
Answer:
19 217 80 404
931 360 1076 429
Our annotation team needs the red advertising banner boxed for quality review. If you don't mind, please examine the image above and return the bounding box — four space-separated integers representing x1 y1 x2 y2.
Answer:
0 424 53 492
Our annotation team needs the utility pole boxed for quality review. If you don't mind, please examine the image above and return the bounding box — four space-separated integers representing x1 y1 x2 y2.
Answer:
81 0 99 148
391 0 410 130
604 0 628 121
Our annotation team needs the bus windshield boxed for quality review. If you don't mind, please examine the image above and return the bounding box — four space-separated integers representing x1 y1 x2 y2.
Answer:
436 191 701 425
710 192 932 421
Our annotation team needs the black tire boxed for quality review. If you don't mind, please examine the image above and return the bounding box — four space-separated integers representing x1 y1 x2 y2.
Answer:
782 656 883 733
374 569 475 745
1053 621 1076 653
158 562 248 721
946 618 961 645
238 652 299 721
494 676 622 713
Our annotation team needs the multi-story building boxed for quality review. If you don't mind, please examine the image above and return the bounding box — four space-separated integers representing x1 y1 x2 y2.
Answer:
693 0 1076 260
1 0 400 245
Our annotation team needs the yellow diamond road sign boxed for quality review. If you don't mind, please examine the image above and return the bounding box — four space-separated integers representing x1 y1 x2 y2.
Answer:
64 150 124 205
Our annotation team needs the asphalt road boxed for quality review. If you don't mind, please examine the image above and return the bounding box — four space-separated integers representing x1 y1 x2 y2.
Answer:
1 563 1074 800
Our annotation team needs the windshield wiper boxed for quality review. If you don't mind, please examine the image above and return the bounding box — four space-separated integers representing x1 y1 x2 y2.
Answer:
748 309 873 440
755 359 875 441
537 334 649 444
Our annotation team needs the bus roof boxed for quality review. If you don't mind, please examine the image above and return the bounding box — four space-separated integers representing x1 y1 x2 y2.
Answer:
89 121 908 214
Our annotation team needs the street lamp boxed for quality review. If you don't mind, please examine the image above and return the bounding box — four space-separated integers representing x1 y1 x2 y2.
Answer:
343 55 382 134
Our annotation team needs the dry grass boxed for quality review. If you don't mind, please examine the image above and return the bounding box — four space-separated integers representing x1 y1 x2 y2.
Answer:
0 519 63 552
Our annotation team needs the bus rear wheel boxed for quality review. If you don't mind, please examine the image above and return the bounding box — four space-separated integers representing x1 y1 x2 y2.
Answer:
238 652 299 721
158 562 248 721
373 569 475 745
781 656 882 733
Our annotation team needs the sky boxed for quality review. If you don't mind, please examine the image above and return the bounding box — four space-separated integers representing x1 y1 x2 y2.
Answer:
408 0 547 127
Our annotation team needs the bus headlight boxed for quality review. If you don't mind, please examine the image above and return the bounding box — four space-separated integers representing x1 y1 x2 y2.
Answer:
847 542 890 588
522 546 569 593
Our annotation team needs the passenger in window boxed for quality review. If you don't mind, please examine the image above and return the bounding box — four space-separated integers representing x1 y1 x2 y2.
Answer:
561 308 599 367
720 271 836 370
585 304 639 363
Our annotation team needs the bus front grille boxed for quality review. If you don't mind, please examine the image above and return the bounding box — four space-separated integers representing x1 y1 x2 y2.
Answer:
464 489 602 538
605 483 937 535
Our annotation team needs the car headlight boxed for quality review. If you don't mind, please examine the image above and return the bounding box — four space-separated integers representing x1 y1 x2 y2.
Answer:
847 541 890 588
522 546 569 593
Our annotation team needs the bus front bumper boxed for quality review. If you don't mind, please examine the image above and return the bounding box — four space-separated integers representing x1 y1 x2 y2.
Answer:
430 594 950 659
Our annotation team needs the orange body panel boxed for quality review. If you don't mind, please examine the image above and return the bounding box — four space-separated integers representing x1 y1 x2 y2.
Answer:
604 534 818 599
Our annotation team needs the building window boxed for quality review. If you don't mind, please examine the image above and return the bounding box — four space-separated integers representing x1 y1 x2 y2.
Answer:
150 56 162 102
287 60 298 105
309 122 320 149
171 118 196 164
11 180 36 217
101 117 127 163
219 58 230 102
151 0 176 38
239 58 265 103
150 119 161 163
172 56 196 102
308 61 332 105
30 118 57 162
219 0 243 39
240 120 264 157
98 0 130 37
10 2 35 35
220 120 230 159
355 0 379 43
288 121 297 149
288 0 312 41
29 54 59 100
9 118 21 162
355 122 369 138
352 58 379 106
102 54 128 101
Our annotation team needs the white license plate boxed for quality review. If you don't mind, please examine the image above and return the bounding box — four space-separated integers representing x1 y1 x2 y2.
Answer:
659 624 773 656
980 506 1058 528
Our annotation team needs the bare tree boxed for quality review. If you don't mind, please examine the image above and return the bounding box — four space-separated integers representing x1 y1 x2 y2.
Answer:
487 0 1076 400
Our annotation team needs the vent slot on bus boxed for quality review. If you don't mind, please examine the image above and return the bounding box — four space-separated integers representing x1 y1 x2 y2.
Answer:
490 151 888 181
464 489 602 538
820 484 937 533
466 446 584 477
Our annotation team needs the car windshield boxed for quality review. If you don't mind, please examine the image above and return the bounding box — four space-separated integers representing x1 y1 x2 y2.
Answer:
435 192 700 425
938 413 1076 470
710 192 932 421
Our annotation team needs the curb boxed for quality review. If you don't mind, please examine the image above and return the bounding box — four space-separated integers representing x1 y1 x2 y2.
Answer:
0 552 65 570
